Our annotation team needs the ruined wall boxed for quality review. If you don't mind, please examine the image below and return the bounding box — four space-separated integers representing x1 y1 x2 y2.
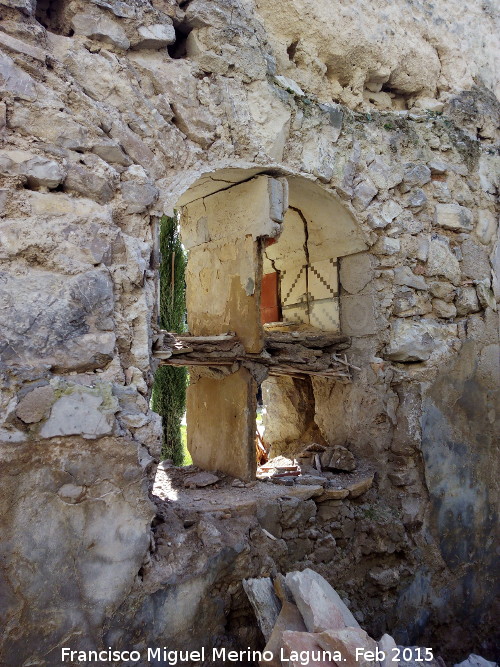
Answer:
0 0 498 664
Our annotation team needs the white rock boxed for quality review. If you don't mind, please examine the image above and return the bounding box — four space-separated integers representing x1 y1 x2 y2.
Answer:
274 75 305 96
385 320 435 362
403 164 431 187
378 634 399 667
19 157 65 189
285 568 359 632
381 201 403 224
376 237 401 255
394 266 428 290
368 157 403 190
58 484 86 504
432 298 457 318
428 159 447 174
476 210 497 245
0 51 36 101
353 179 378 209
40 390 116 439
135 24 176 49
426 236 461 286
71 12 130 50
435 203 473 231
455 286 480 315
475 279 497 310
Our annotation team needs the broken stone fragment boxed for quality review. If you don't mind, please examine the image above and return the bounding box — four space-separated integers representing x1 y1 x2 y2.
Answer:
367 567 400 589
394 266 428 290
91 0 135 18
71 12 131 50
429 280 455 301
57 483 86 504
353 179 378 210
120 181 159 213
317 627 378 667
196 517 221 548
316 487 350 502
385 320 435 362
378 634 399 667
375 237 401 255
435 203 473 231
92 141 132 166
407 189 427 208
428 159 447 175
19 157 65 189
426 236 461 286
296 475 327 486
475 279 497 310
281 631 333 667
475 210 497 245
285 568 359 633
242 577 281 642
403 164 431 187
40 389 118 439
273 75 305 97
460 238 491 281
345 474 374 498
135 23 176 49
432 298 457 318
183 471 219 487
0 51 37 101
455 286 480 315
284 485 324 500
64 163 115 204
324 445 356 472
15 385 55 423
264 599 306 667
380 201 403 225
0 0 35 13
368 157 403 190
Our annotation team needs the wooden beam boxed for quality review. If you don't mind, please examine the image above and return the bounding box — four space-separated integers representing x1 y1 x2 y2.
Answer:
152 330 354 381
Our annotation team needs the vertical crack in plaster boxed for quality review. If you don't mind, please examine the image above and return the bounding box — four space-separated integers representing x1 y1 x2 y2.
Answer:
290 206 311 317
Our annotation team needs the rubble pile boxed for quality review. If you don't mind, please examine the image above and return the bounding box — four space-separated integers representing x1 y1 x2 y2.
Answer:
243 570 498 667
257 444 374 501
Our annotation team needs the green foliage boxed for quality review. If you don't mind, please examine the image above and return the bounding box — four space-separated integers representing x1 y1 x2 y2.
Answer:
157 213 187 332
151 214 188 465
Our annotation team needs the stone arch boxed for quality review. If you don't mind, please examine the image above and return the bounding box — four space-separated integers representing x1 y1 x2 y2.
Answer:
164 167 368 479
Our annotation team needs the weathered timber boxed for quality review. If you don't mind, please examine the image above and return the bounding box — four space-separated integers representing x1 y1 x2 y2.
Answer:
153 331 354 380
264 332 350 349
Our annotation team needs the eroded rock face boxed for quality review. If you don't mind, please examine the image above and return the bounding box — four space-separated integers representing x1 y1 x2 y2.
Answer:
0 0 498 663
0 437 153 664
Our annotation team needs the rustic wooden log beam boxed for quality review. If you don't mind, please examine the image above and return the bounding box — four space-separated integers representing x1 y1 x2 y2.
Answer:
152 330 353 380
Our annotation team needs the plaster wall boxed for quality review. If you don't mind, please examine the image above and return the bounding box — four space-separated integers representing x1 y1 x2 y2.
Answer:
187 367 257 481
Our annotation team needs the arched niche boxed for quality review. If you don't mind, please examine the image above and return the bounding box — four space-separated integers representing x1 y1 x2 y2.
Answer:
173 168 367 479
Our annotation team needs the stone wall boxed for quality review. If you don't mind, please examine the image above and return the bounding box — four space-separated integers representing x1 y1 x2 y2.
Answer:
0 0 498 664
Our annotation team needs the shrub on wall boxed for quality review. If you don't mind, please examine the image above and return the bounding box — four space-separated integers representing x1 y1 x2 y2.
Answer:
151 214 188 465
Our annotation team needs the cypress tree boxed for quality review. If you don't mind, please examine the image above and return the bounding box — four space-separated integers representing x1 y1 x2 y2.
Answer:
152 214 188 465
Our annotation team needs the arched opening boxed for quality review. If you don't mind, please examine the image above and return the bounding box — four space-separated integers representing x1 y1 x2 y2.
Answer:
155 168 367 481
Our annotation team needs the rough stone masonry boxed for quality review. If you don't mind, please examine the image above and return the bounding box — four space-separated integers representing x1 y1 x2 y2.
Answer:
0 0 498 665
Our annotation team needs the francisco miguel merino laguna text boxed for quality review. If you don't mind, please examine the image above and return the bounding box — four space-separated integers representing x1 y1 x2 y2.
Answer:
62 645 396 665
62 646 435 664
